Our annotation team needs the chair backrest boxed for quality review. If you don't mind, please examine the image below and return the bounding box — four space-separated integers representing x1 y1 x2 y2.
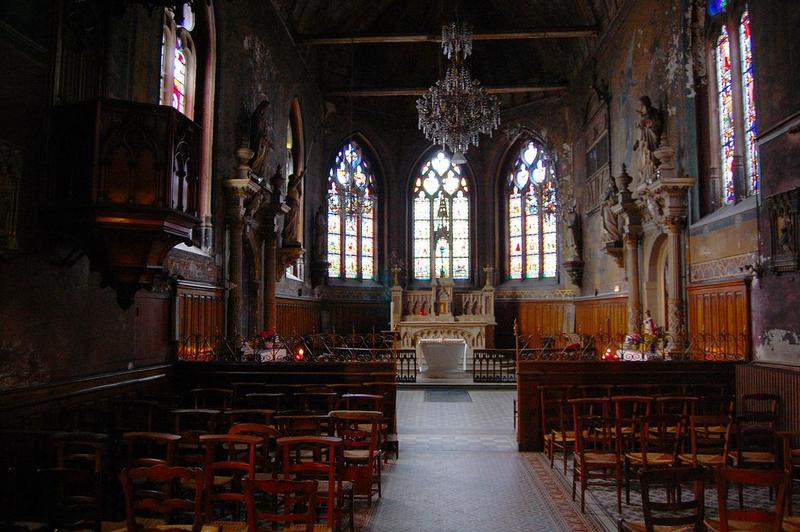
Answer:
244 478 318 532
190 388 233 410
733 412 778 465
568 397 611 421
38 467 102 531
199 433 260 520
539 385 573 437
293 392 339 413
230 382 266 407
341 393 383 412
639 414 684 468
741 393 779 416
715 467 788 532
574 414 617 455
656 395 699 418
224 409 276 428
229 423 282 476
690 384 731 416
120 464 203 531
172 409 220 466
577 384 614 400
274 414 328 437
51 432 108 473
639 466 705 531
278 435 342 529
688 415 732 463
123 432 181 467
115 399 160 432
245 392 286 411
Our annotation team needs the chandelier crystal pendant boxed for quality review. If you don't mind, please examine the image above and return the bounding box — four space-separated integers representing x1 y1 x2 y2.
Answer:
417 22 500 164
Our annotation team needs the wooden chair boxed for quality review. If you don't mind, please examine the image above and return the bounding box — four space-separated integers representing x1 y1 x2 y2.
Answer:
613 396 653 464
705 467 788 532
740 393 779 416
244 478 320 532
123 432 181 467
730 412 780 508
690 384 732 416
171 408 221 467
618 466 706 532
244 393 286 412
623 414 684 505
539 384 574 473
571 412 620 513
38 467 102 532
278 436 353 532
780 431 800 516
677 415 732 475
119 464 210 531
275 414 328 437
191 388 234 410
51 431 108 473
228 423 282 479
577 384 614 400
223 409 275 428
200 434 260 527
329 411 382 504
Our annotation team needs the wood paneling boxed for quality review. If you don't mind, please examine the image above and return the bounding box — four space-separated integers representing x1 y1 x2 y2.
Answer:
323 301 390 334
737 363 800 432
277 297 321 336
575 295 628 351
687 280 750 359
175 281 224 340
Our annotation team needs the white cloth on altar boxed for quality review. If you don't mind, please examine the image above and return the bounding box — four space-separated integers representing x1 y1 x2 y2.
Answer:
418 338 467 378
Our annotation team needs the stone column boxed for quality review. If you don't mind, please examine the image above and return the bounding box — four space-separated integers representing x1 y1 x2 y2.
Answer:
615 166 643 335
264 234 278 331
624 233 642 334
649 135 696 357
223 146 261 338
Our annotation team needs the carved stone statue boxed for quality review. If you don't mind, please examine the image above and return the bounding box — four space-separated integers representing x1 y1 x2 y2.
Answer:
281 170 304 244
561 199 582 261
601 177 622 243
632 96 663 185
249 100 273 178
314 204 327 262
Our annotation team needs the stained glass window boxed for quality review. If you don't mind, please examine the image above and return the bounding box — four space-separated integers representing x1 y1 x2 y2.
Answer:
173 37 187 114
507 140 557 280
715 27 736 205
327 140 376 280
412 151 470 280
708 0 728 16
739 11 759 195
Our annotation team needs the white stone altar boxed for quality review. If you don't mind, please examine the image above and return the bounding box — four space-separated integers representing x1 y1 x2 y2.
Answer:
390 268 496 372
418 338 467 377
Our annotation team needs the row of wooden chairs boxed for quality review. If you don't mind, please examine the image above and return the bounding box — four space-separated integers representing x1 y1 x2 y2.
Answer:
619 465 800 532
6 410 387 531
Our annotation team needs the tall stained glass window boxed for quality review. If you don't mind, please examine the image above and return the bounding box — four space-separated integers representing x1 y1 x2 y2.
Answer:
739 11 759 195
327 141 376 280
173 38 187 114
715 27 736 205
159 8 195 119
507 140 557 280
412 151 470 280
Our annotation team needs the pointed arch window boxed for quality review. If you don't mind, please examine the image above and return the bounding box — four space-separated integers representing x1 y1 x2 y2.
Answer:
709 6 759 207
506 139 558 280
412 151 470 280
327 140 376 280
159 7 196 119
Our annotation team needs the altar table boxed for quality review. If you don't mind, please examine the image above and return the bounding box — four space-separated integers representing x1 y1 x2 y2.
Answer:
418 338 467 378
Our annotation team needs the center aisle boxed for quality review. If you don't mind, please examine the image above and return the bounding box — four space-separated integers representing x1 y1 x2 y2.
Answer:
362 388 598 532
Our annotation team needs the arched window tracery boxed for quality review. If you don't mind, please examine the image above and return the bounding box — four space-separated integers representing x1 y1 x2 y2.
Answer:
326 140 376 280
505 139 558 280
411 151 470 281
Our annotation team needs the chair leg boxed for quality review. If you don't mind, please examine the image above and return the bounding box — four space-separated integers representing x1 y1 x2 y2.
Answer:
616 467 622 513
580 473 587 513
572 462 578 501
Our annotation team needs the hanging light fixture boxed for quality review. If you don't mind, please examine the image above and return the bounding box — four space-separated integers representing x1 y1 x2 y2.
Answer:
417 22 500 165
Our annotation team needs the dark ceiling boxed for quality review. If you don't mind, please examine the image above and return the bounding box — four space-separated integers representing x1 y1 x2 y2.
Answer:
272 0 625 116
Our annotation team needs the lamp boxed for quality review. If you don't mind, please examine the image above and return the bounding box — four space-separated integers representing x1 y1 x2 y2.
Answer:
417 22 500 162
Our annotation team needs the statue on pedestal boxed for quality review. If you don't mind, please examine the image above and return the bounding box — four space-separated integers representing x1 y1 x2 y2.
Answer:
281 170 304 244
249 100 273 179
632 96 663 186
601 177 622 243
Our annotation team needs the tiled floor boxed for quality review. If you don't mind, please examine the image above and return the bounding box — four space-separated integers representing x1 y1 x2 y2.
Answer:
362 389 597 531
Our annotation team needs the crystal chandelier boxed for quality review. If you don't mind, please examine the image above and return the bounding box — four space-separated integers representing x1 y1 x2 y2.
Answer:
417 23 500 164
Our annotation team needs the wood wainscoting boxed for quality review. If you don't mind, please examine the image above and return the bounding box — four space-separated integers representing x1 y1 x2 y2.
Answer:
495 296 627 350
737 362 800 432
687 279 750 359
322 300 390 334
276 297 321 336
175 281 224 340
574 295 628 351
